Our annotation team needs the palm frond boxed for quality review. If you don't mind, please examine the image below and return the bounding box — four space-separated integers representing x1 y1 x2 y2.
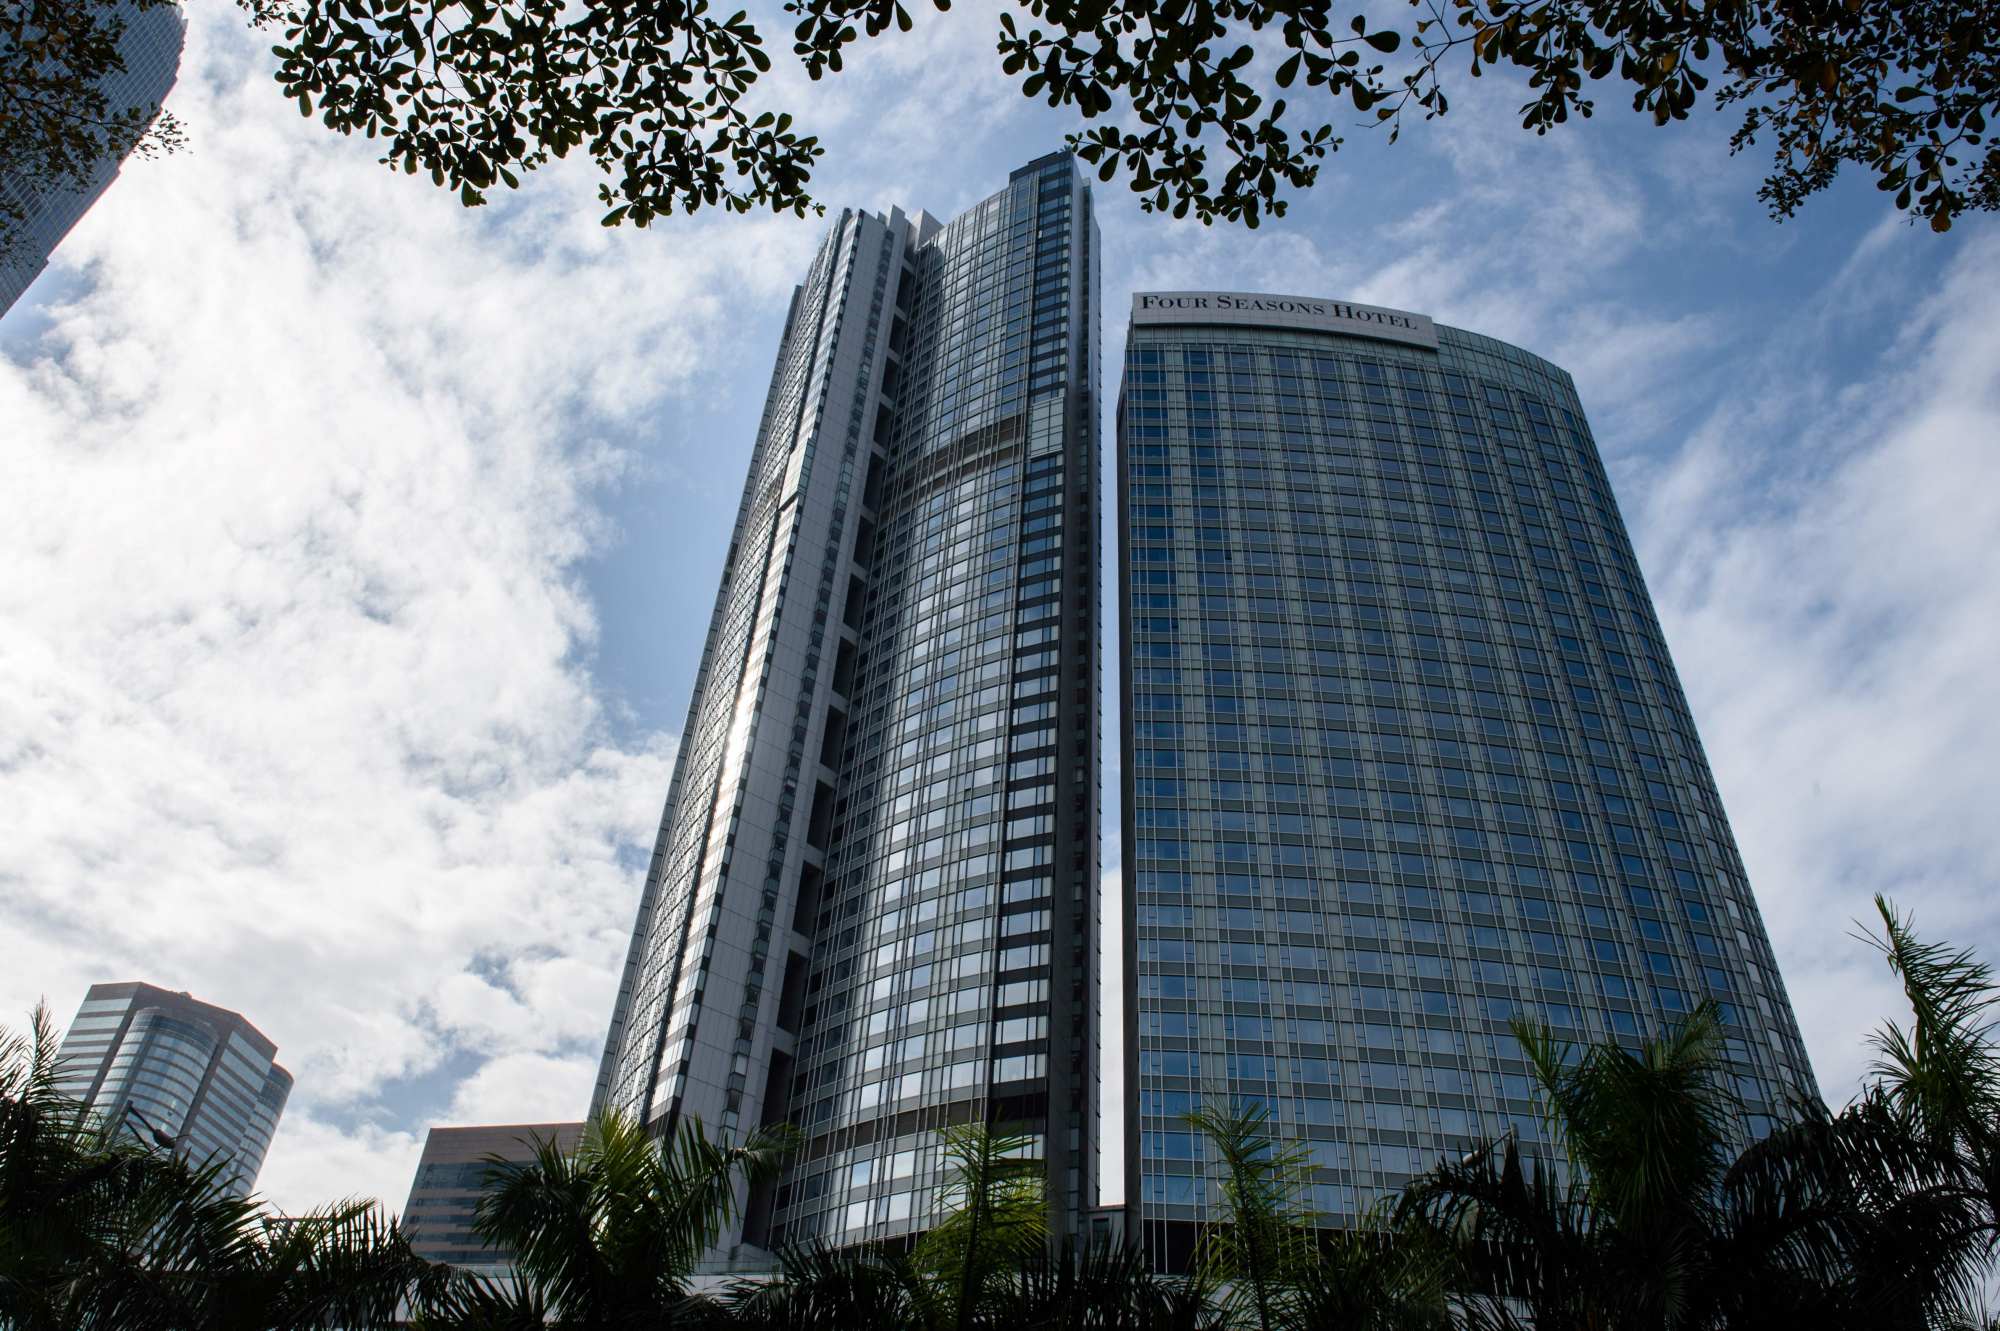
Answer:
1721 1087 1992 1329
912 1121 1049 1330
1182 1099 1316 1331
983 1236 1215 1331
1397 1133 1604 1329
461 1110 795 1325
1512 1002 1733 1240
473 1121 606 1314
412 1267 554 1331
725 1240 923 1329
647 1117 796 1280
1291 1217 1455 1331
1862 896 2000 1161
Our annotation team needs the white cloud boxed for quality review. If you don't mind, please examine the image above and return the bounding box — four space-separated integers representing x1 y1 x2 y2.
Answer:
257 1113 426 1215
3 0 1990 1229
446 1051 602 1128
1633 226 2000 1101
0 1 741 1214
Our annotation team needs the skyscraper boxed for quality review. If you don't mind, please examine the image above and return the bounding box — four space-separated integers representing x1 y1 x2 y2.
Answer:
595 152 1101 1255
1115 291 1817 1268
401 1121 585 1268
54 981 293 1196
0 0 186 317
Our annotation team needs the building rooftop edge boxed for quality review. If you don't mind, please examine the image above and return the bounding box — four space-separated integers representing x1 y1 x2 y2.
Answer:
80 980 281 1058
1125 288 1576 380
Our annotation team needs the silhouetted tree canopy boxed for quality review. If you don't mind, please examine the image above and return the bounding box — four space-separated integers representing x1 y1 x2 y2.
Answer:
2 0 1992 254
0 0 186 255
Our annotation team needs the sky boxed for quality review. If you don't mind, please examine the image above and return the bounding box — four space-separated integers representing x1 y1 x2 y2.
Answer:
2 1 1996 1218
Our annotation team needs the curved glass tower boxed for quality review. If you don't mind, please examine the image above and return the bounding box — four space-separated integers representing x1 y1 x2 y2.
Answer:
596 152 1101 1256
1115 293 1817 1269
54 981 292 1196
0 0 186 316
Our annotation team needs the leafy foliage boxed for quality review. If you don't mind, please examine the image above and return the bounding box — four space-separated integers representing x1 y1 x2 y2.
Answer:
909 1121 1050 1330
722 1240 926 1328
1400 995 1994 1330
992 1238 1219 1331
7 0 1990 245
1181 1099 1317 1331
0 1004 433 1331
1865 894 2000 1182
700 0 2000 230
243 0 821 226
1290 1222 1454 1331
414 1110 793 1328
0 0 185 263
7 899 2000 1329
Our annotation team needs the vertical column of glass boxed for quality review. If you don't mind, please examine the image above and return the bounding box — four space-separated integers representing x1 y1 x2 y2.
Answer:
1010 156 1098 1230
99 1011 217 1146
772 191 1023 1247
767 156 1096 1248
600 216 861 1125
993 164 1063 1226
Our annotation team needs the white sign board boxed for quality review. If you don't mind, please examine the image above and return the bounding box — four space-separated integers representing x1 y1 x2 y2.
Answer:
1131 291 1438 350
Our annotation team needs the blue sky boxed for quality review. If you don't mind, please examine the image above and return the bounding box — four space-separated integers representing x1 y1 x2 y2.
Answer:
2 1 1996 1215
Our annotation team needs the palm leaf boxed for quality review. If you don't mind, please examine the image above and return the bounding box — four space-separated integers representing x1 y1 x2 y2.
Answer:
1182 1099 1316 1331
724 1240 923 1329
911 1121 1049 1331
1862 896 2000 1171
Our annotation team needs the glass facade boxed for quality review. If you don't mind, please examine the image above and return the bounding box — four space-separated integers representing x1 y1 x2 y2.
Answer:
401 1122 584 1268
54 981 292 1195
1114 295 1817 1270
596 153 1101 1257
0 0 185 316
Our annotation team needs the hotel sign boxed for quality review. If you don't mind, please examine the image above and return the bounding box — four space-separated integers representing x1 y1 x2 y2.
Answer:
1132 291 1438 349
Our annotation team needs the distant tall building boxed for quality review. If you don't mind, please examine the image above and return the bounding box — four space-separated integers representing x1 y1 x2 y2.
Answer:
1115 292 1817 1268
0 0 185 316
54 981 292 1195
401 1122 585 1268
595 151 1102 1255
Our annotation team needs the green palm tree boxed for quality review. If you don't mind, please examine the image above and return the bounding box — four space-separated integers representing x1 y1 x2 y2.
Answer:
728 1122 1071 1330
723 1240 924 1329
415 1110 792 1329
1 1004 429 1331
1720 1088 1985 1330
1181 1100 1317 1331
1288 1219 1453 1331
989 1237 1219 1331
1400 1004 1741 1330
1402 995 1991 1330
1864 894 2000 1229
910 1121 1050 1331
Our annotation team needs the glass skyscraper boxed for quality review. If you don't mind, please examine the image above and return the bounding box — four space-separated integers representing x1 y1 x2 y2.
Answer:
0 0 185 316
595 152 1101 1256
1115 292 1816 1268
54 981 293 1196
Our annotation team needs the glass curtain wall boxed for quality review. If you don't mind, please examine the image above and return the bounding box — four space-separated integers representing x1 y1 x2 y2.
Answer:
1116 303 1817 1270
596 154 1100 1258
769 153 1101 1248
